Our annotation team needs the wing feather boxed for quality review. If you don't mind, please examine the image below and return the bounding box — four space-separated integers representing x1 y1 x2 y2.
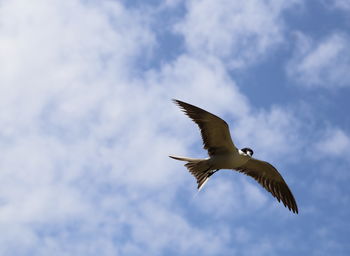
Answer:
173 99 237 156
237 158 298 214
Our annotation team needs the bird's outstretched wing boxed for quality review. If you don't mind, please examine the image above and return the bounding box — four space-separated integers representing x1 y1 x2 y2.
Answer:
237 158 298 214
173 99 237 156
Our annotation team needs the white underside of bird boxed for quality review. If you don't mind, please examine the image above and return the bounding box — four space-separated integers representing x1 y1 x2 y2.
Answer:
169 150 250 190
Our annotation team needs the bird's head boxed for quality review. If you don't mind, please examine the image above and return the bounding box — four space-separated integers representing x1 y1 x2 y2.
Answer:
240 147 254 157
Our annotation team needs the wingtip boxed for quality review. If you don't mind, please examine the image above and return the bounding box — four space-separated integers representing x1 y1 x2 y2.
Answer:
289 203 298 214
172 99 188 112
286 200 299 214
294 207 299 214
172 99 185 108
291 209 298 214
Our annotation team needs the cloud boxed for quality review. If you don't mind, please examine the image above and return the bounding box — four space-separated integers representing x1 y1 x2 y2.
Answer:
287 32 350 88
1 0 347 255
193 175 268 219
334 0 350 10
233 106 302 162
314 127 350 158
175 0 301 68
0 0 291 254
324 0 350 11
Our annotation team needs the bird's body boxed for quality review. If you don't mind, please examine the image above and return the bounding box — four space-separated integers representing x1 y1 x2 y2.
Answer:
210 150 251 169
170 99 298 214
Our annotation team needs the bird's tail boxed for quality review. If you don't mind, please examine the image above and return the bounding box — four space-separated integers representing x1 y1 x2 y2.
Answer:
169 155 212 191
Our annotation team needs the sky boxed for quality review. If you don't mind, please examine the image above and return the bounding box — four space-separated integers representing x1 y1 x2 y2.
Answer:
0 0 350 255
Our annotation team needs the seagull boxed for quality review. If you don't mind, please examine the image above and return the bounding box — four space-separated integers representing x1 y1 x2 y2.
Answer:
169 99 298 214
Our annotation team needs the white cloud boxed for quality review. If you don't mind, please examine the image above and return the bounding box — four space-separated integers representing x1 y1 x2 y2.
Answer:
309 127 350 207
335 0 350 10
324 0 350 11
0 0 266 254
233 106 302 162
287 32 350 88
175 0 301 68
314 127 350 158
194 177 245 218
242 179 268 208
123 201 230 255
0 0 330 255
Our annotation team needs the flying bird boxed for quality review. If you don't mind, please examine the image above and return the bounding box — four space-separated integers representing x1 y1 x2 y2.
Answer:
169 99 298 214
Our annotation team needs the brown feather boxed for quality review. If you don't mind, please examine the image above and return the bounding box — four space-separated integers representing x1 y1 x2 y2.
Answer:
237 158 298 214
173 99 237 156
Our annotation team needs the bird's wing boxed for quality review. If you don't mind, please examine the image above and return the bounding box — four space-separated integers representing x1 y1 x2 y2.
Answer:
237 158 298 214
174 99 237 156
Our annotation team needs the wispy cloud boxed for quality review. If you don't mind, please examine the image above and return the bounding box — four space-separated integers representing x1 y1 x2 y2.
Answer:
175 0 301 68
324 0 350 11
0 0 349 255
287 32 350 88
233 106 302 162
314 127 350 158
0 0 294 254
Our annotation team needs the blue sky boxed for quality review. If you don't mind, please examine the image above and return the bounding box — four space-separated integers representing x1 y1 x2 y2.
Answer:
0 0 349 255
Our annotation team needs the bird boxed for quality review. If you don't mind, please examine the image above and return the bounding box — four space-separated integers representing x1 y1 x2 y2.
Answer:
169 99 298 214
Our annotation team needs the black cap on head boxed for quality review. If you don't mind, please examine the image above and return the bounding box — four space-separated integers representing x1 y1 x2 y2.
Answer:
241 147 254 156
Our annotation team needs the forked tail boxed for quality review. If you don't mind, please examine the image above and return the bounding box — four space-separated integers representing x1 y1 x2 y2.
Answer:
169 155 212 191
